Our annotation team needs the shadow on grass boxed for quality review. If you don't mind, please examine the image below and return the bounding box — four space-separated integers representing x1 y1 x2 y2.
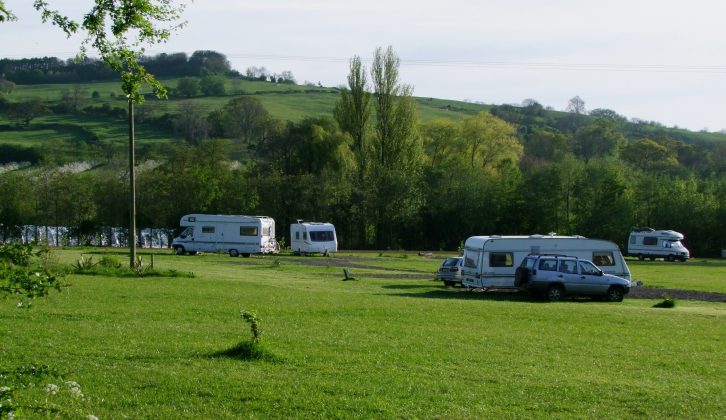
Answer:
208 340 282 363
384 288 540 303
381 283 440 290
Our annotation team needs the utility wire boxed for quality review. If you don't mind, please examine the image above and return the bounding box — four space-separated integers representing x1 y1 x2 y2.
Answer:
5 50 726 74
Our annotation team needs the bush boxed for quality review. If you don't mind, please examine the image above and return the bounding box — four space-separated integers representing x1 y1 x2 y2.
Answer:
653 294 677 308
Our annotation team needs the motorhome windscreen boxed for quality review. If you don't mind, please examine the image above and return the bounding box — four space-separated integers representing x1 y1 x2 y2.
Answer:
464 250 480 268
310 231 334 242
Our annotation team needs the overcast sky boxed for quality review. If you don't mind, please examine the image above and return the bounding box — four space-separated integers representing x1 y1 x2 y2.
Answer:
2 0 725 131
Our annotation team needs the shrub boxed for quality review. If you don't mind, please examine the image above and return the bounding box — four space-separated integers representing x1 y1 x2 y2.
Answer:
653 294 677 308
98 254 121 268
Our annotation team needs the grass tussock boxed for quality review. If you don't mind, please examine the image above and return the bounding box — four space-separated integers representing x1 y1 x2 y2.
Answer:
211 340 280 362
653 294 677 308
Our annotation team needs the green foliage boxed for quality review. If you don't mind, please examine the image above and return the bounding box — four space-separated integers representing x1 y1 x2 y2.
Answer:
33 0 186 103
98 253 121 268
653 293 677 308
200 75 226 96
0 243 64 307
0 364 96 419
72 254 98 271
176 76 200 97
240 309 262 343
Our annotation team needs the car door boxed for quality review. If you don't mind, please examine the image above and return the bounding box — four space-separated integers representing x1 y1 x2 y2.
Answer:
576 260 609 295
557 259 583 293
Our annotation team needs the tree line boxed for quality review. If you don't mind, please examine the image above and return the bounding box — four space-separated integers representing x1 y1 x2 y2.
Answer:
2 48 726 256
0 50 297 86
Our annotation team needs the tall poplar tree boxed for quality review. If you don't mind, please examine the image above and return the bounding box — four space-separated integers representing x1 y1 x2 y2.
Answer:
334 56 372 247
369 46 423 248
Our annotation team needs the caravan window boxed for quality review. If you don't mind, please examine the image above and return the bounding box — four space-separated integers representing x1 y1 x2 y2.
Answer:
202 226 215 234
489 252 513 267
263 226 272 237
303 232 307 240
310 231 334 242
295 231 300 240
643 236 657 246
464 250 480 268
592 252 615 266
240 226 259 236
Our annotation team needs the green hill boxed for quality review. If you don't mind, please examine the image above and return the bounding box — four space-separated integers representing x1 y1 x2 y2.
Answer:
0 76 497 163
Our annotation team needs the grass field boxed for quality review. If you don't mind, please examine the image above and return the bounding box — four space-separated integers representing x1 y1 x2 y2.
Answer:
2 248 724 418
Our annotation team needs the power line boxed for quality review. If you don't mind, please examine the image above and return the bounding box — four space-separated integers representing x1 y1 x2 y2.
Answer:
4 50 726 74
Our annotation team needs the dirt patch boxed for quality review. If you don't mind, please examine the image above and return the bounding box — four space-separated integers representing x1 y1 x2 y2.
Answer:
628 286 726 302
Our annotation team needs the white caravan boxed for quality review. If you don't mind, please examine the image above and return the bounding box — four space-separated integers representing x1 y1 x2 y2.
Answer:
290 221 338 255
626 227 689 261
461 234 631 289
172 214 279 257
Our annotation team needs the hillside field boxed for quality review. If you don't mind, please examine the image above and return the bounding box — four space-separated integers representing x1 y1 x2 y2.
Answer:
1 77 491 162
1 249 724 418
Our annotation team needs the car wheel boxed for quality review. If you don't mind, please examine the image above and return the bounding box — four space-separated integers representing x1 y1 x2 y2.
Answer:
229 249 239 257
637 254 644 261
174 246 185 255
546 285 564 302
606 286 624 302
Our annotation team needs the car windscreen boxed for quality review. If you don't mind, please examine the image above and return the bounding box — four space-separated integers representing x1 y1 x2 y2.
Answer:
442 258 461 267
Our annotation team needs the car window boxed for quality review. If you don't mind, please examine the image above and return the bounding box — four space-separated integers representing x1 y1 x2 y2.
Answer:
558 260 577 274
442 258 460 267
521 257 536 269
579 261 601 275
538 259 558 271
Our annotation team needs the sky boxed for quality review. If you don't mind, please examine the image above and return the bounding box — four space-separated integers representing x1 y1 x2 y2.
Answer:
2 0 725 132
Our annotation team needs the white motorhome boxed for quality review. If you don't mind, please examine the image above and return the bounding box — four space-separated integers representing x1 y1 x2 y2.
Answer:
461 234 631 289
626 227 689 261
290 221 338 255
172 214 279 257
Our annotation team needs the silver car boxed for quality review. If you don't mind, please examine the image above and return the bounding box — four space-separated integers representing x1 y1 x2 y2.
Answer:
435 257 464 287
515 254 631 302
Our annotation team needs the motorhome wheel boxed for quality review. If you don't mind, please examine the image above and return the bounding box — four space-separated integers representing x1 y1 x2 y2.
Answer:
242 253 251 258
667 254 675 262
637 254 644 261
174 246 185 255
229 249 239 257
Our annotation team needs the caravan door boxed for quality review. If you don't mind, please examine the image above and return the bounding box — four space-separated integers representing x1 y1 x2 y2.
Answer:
484 251 516 287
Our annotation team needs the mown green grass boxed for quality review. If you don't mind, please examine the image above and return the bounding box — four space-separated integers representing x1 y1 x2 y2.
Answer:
628 258 726 293
1 249 724 418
